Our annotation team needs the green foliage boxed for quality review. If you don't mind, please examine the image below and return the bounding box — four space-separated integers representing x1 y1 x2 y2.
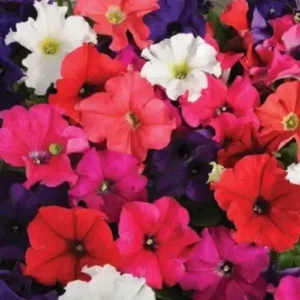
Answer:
278 244 300 270
276 140 298 168
155 285 190 300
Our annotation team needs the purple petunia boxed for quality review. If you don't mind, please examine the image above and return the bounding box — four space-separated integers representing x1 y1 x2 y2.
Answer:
144 0 206 43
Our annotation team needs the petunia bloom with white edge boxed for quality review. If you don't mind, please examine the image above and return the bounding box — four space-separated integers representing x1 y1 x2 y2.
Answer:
141 33 221 102
5 0 97 95
286 162 300 185
58 265 156 300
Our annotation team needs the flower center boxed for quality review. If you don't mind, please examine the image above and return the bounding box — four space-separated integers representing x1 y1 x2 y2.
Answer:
190 161 202 176
48 143 63 155
144 234 157 252
167 22 182 36
40 37 60 55
294 12 300 23
70 240 85 257
126 112 140 129
177 144 191 161
106 5 126 25
79 83 99 98
253 196 269 215
172 63 190 80
282 112 299 131
215 104 233 116
29 150 50 165
217 261 234 277
99 180 110 193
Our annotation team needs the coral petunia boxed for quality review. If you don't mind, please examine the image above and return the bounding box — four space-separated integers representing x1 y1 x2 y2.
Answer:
49 43 126 123
76 72 174 161
180 227 269 300
255 81 300 157
116 197 199 289
214 154 300 252
24 206 121 286
0 104 89 188
74 0 159 51
69 148 147 222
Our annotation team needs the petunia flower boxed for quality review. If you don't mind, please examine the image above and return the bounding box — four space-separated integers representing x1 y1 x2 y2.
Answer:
180 226 269 300
214 154 300 252
116 197 199 289
49 43 126 123
180 75 260 130
255 81 300 157
59 264 155 300
76 72 174 161
0 104 89 188
24 206 121 286
69 148 147 223
74 0 159 51
144 0 206 43
141 33 221 102
147 129 219 202
0 182 68 260
273 276 300 300
5 0 97 95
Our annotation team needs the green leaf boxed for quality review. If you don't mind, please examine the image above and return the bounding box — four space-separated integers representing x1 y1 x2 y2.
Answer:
206 9 230 50
190 205 222 227
154 286 190 300
278 251 293 270
277 140 298 168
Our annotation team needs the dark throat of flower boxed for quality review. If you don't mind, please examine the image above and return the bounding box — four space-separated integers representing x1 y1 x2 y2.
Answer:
217 260 234 277
253 196 270 215
79 83 100 99
215 104 233 116
70 240 86 257
167 22 182 36
144 234 158 252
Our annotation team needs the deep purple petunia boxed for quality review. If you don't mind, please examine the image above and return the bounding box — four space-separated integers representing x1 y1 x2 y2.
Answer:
148 129 219 203
0 183 69 259
180 226 269 300
144 0 206 43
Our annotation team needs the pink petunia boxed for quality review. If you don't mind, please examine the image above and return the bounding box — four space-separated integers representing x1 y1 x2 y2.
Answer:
69 148 147 222
0 104 89 188
76 72 175 161
74 0 159 51
180 76 260 137
180 226 269 300
116 197 199 289
274 276 300 300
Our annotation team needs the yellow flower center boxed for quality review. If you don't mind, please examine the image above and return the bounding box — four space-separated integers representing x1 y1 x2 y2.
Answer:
40 37 60 55
126 112 140 130
172 63 190 80
282 112 299 131
99 180 110 193
106 5 126 25
48 143 63 155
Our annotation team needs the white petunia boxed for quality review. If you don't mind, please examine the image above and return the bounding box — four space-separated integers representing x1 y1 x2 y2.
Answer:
58 265 156 300
5 0 97 95
286 162 300 185
141 33 221 102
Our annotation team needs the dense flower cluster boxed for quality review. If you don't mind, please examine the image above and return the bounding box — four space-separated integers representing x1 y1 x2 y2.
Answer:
1 0 300 299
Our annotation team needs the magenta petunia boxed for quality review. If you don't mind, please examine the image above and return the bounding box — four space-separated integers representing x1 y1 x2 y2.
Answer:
0 104 89 188
180 226 269 300
69 148 147 222
274 276 300 300
116 197 199 289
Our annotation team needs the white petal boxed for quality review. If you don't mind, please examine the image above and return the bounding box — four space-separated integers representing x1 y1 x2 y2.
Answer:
165 79 187 100
58 280 92 300
286 163 300 185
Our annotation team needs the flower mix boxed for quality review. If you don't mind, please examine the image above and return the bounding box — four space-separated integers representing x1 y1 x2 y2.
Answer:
2 0 300 299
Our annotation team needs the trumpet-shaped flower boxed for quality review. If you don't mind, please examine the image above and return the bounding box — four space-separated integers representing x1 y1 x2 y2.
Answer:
5 0 97 95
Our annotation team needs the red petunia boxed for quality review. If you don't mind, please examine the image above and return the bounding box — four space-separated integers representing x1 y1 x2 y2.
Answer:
76 72 175 161
24 206 121 286
74 0 159 51
256 81 300 157
49 44 126 123
218 121 265 168
214 154 300 252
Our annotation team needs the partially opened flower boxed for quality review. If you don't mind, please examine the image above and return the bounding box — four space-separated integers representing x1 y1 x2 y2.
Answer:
49 43 126 123
180 227 269 300
180 76 260 129
69 148 147 222
5 0 97 95
255 81 300 156
144 0 205 43
24 206 121 286
74 0 159 51
76 72 174 161
274 276 300 300
116 197 199 289
59 265 155 300
214 154 300 252
141 33 221 102
0 104 89 188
